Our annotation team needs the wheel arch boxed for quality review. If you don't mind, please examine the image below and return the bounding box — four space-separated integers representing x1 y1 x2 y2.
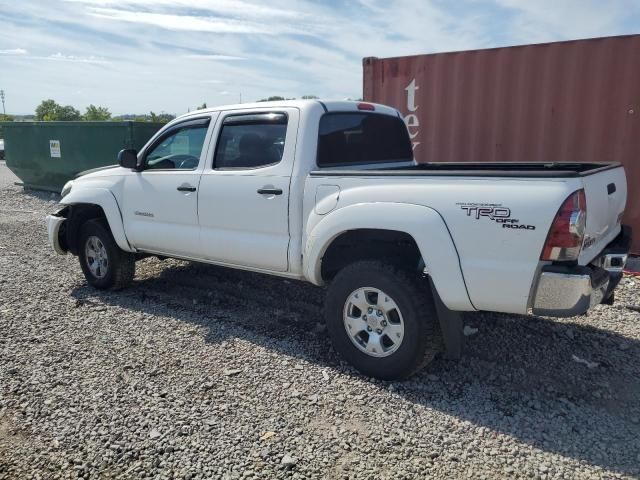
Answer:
320 228 422 282
61 188 134 254
304 202 474 311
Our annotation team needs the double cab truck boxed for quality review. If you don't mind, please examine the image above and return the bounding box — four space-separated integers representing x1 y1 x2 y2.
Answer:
46 100 631 379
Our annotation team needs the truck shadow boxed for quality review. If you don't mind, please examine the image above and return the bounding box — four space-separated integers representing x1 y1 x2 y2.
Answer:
71 258 640 476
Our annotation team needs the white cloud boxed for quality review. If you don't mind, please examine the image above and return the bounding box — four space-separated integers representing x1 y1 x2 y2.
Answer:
0 48 108 64
65 0 306 21
1 0 639 115
86 7 311 35
0 48 28 55
186 54 245 61
46 52 109 64
493 0 632 43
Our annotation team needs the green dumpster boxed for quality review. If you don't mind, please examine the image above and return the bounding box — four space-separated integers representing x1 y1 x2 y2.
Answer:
1 121 164 192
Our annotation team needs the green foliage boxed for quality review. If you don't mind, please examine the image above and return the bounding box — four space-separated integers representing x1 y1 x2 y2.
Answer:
0 113 14 121
257 96 286 102
35 99 81 121
34 99 176 123
84 104 111 121
57 105 81 121
258 95 317 102
35 99 59 121
198 102 207 110
114 113 174 123
149 111 175 124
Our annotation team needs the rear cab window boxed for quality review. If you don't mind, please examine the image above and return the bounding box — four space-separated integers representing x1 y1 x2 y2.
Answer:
317 113 413 167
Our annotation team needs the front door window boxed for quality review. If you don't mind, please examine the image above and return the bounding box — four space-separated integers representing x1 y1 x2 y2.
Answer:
145 123 209 170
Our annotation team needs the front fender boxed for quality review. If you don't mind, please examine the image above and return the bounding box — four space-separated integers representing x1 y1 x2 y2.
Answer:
61 187 134 253
304 202 475 311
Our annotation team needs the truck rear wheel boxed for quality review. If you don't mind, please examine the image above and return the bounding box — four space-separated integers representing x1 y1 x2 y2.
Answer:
78 219 135 290
324 260 442 380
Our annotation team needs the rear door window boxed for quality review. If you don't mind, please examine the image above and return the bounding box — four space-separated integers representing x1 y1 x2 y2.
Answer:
214 113 288 169
317 113 413 167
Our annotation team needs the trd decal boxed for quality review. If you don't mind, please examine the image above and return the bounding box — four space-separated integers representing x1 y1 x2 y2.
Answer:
457 203 536 230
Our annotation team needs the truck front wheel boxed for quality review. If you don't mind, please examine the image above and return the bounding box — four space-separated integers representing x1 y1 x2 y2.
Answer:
78 219 135 290
324 260 442 380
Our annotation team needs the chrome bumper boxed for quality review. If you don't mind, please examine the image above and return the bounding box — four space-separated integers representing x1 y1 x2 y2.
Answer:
532 267 610 317
46 214 67 255
532 225 631 317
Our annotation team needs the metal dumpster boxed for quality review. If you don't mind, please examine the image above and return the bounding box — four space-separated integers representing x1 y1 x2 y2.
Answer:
0 124 5 160
1 121 164 192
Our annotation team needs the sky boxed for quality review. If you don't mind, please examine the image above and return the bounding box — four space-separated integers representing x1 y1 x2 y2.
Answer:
0 0 639 116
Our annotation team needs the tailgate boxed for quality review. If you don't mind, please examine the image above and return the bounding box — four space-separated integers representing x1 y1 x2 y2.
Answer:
579 166 627 264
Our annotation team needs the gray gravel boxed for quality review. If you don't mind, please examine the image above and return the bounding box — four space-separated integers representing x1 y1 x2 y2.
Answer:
1 161 639 479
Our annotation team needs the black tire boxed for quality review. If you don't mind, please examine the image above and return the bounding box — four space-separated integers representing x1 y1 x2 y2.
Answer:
324 260 442 380
78 219 135 290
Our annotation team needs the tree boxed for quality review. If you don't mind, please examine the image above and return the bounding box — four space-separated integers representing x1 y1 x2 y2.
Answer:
257 96 286 102
157 113 175 123
149 111 175 124
35 99 81 121
35 99 59 121
198 102 207 109
0 113 14 121
57 105 81 121
84 104 111 121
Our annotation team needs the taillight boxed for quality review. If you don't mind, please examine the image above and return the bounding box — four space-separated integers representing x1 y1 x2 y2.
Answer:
357 102 375 111
541 189 586 261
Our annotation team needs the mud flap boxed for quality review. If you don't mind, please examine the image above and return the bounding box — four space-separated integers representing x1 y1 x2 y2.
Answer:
428 277 464 360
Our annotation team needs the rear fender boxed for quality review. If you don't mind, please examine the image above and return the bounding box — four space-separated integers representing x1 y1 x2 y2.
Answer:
61 187 134 253
304 202 474 311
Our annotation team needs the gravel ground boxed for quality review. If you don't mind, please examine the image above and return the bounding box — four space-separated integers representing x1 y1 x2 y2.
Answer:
1 161 639 479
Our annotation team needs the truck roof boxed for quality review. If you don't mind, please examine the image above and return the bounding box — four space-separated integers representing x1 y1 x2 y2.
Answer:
175 99 400 123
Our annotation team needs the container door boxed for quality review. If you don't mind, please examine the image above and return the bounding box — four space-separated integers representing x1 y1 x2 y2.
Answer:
122 116 216 257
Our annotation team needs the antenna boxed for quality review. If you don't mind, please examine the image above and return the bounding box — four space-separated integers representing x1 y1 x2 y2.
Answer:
0 90 5 115
239 92 242 104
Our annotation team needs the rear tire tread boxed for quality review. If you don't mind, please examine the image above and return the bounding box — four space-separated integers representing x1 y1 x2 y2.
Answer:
325 260 443 380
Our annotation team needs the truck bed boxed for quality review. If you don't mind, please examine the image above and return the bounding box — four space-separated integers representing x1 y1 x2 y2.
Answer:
311 162 621 178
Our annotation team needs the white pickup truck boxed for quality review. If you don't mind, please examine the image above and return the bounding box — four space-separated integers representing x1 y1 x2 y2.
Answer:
46 100 631 379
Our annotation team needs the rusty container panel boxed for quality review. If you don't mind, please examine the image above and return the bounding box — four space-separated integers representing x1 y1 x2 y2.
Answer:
363 35 640 253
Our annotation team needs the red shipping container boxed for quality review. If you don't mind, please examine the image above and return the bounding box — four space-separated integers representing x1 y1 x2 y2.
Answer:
363 34 640 253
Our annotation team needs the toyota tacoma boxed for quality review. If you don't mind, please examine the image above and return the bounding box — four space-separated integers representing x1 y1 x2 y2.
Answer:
46 100 631 379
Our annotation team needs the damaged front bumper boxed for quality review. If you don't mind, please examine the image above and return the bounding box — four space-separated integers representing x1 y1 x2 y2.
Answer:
532 225 631 317
46 209 68 255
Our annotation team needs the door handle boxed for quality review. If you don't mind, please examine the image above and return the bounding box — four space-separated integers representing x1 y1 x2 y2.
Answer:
177 185 196 192
257 188 283 195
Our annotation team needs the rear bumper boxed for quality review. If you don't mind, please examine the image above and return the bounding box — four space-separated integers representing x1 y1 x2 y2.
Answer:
532 225 631 317
532 266 610 317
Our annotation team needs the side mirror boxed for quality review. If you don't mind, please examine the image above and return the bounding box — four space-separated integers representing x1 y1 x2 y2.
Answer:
118 149 139 169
